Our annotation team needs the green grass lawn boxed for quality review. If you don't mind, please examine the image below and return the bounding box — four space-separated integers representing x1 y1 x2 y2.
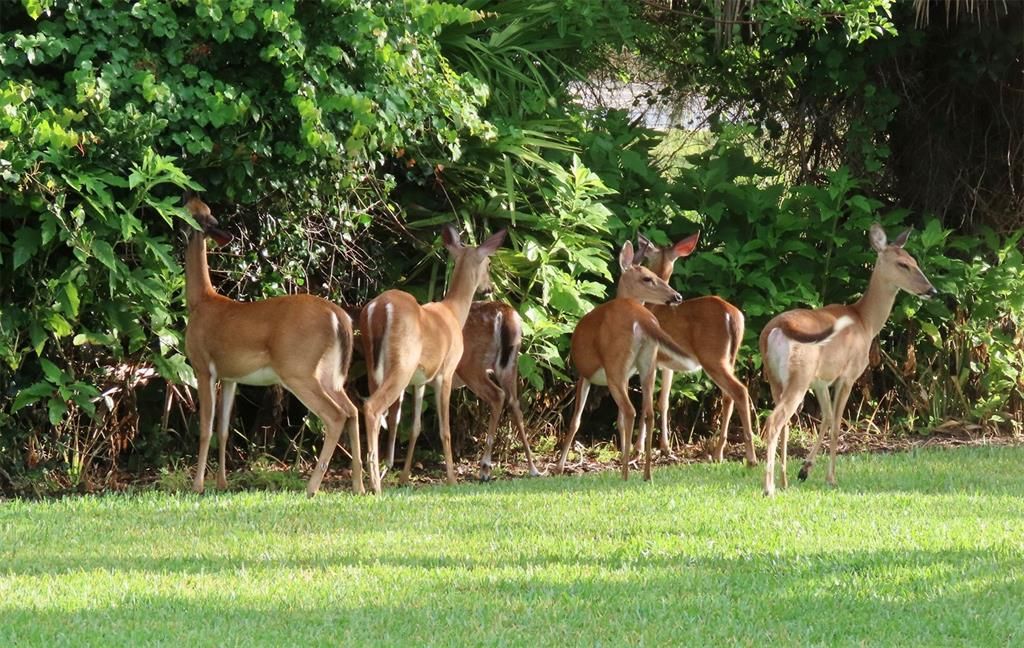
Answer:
2 445 1022 646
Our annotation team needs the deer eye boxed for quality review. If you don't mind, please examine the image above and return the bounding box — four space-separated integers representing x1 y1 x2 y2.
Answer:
643 277 653 283
897 262 911 271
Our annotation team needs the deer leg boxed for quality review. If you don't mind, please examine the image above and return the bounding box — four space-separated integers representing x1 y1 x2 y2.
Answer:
640 364 657 482
508 393 539 477
435 376 457 485
556 379 591 474
398 384 426 486
364 358 418 495
780 423 789 489
345 414 363 495
712 395 735 463
362 402 384 495
215 380 237 490
478 387 505 482
607 381 636 482
192 371 216 494
499 357 540 477
801 382 833 482
284 375 348 497
827 380 854 487
384 396 403 469
762 389 804 497
306 383 361 497
704 362 757 466
656 368 675 456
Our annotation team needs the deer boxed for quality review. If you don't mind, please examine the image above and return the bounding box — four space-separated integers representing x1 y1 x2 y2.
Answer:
182 193 362 497
459 301 540 481
759 223 937 497
360 225 506 494
635 232 758 467
554 240 697 482
376 301 541 483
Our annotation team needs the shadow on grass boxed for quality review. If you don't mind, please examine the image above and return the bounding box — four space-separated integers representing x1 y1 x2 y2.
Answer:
1 547 1021 645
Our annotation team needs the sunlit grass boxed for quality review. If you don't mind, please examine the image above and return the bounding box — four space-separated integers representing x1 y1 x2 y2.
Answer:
1 445 1022 646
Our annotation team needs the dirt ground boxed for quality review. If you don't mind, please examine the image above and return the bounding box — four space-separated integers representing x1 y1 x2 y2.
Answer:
311 419 1023 489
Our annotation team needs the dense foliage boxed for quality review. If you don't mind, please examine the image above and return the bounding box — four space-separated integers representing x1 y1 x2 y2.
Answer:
1 0 1021 491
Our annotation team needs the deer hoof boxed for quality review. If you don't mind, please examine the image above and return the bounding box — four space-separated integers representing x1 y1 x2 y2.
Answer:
478 461 493 482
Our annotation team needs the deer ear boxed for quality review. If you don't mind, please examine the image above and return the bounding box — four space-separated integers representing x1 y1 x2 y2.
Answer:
672 232 700 258
891 228 912 248
619 241 635 270
477 228 507 256
634 237 651 265
869 223 888 252
441 224 462 251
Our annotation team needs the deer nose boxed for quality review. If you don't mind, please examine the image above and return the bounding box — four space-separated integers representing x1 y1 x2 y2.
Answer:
922 286 939 298
480 286 494 298
667 292 683 305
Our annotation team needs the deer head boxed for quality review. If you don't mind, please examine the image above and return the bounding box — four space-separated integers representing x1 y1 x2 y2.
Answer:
184 191 233 247
636 232 699 282
442 224 507 297
869 224 937 298
617 241 683 305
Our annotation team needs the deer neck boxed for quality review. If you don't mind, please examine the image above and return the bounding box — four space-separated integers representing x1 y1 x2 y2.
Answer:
440 257 479 327
615 282 644 303
852 264 899 338
185 232 217 312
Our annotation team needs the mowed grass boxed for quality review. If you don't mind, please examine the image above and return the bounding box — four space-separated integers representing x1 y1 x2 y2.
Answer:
1 446 1022 646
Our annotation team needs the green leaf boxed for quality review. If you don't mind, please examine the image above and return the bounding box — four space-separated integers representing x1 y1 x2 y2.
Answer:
919 320 941 345
13 227 41 269
60 282 80 317
12 382 55 412
92 239 118 271
48 398 68 426
40 358 64 383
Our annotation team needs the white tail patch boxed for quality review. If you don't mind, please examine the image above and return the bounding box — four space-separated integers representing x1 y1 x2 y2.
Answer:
766 327 791 386
807 314 855 346
724 311 733 357
367 301 391 387
833 315 854 334
780 314 856 347
329 312 344 391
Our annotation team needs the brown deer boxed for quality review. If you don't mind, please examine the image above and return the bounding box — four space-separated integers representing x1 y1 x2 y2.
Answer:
377 301 540 482
554 240 696 481
182 193 362 496
360 225 506 494
459 301 540 481
636 232 758 466
759 223 937 497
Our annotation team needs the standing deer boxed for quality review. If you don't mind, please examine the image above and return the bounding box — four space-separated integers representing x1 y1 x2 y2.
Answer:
182 193 362 496
360 225 506 494
554 240 696 481
377 301 540 482
459 301 540 481
759 223 937 497
636 233 759 466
